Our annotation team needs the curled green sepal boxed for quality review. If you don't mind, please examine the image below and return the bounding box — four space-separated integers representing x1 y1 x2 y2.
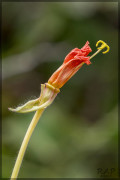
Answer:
8 83 60 113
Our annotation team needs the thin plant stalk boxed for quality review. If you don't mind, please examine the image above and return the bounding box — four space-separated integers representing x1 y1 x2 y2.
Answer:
11 109 44 180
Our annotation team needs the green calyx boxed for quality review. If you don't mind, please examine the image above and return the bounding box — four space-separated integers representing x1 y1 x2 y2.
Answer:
9 83 60 113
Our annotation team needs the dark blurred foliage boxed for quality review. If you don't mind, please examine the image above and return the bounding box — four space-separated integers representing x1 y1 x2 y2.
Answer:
2 2 118 178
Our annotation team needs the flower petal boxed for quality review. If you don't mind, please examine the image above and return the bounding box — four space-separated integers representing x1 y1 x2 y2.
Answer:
63 48 81 64
74 55 91 65
48 41 92 89
48 64 64 85
81 41 92 56
52 56 90 88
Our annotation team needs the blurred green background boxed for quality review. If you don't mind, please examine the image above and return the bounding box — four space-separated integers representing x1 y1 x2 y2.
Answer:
2 2 118 178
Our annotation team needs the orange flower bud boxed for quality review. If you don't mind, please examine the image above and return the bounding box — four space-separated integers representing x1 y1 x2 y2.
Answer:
48 41 92 89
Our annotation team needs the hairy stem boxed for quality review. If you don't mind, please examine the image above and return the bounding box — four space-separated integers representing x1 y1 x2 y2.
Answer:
11 109 44 180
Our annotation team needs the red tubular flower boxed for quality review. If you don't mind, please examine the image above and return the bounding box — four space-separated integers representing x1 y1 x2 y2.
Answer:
48 41 92 89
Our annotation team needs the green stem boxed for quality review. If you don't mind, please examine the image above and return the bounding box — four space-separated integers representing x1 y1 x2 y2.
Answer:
11 109 44 180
